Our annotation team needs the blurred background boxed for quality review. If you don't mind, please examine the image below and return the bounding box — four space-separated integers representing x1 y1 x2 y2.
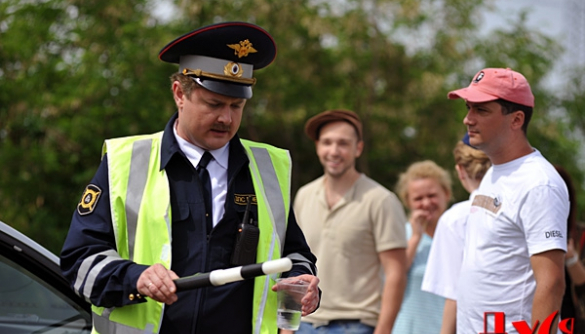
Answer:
1 0 585 253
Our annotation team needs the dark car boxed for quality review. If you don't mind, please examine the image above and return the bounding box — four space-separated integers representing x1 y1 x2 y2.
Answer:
0 221 92 333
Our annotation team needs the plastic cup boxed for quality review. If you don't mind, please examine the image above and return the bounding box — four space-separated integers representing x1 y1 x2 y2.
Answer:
275 278 309 330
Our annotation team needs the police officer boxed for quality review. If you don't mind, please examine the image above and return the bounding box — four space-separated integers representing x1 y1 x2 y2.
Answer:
60 22 320 334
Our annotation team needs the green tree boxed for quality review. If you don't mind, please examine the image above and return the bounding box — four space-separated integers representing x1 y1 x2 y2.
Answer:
0 0 174 252
1 0 584 253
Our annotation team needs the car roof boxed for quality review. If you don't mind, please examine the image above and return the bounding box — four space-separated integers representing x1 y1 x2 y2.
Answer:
0 221 59 263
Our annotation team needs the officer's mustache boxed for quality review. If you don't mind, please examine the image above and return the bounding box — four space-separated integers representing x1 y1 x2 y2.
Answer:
211 124 231 132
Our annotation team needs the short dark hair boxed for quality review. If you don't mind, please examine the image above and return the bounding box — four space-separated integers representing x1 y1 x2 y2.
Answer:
495 99 533 134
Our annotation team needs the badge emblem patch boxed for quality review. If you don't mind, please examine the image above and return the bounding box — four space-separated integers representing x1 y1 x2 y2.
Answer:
224 61 244 77
77 184 102 215
227 39 258 58
234 194 257 206
473 71 485 83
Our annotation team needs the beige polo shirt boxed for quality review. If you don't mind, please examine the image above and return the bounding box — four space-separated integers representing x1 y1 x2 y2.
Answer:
293 174 407 327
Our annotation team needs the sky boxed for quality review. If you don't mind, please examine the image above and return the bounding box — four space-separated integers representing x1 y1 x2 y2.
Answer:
483 0 564 36
151 0 577 90
482 0 581 90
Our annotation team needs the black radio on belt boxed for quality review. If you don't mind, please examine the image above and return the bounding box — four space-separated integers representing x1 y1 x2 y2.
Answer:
231 196 259 266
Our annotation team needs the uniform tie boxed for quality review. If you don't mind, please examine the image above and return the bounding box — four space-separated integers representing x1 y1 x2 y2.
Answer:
197 151 213 232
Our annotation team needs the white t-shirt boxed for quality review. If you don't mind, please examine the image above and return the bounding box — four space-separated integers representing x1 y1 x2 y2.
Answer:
457 150 568 334
422 192 475 300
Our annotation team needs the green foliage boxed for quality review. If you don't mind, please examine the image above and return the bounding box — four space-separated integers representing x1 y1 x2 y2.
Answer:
1 0 585 253
0 0 174 252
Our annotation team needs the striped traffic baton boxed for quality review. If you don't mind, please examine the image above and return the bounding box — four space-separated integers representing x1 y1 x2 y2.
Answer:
174 257 293 291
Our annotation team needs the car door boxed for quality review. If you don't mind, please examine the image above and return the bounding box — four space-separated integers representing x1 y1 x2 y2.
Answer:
0 221 92 334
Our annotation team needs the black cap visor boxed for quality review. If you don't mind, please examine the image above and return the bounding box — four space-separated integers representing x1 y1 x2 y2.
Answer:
193 77 252 99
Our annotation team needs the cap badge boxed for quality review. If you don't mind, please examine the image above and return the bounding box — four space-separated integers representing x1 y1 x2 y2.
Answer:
473 71 485 83
224 62 244 77
227 39 257 58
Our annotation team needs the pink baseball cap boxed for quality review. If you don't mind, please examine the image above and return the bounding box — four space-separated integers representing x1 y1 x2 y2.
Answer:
447 68 534 107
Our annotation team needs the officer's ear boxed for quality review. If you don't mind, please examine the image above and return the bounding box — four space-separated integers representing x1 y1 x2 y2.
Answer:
172 81 185 110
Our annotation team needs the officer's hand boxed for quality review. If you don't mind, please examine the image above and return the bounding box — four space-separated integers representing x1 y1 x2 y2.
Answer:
272 274 320 316
137 263 179 305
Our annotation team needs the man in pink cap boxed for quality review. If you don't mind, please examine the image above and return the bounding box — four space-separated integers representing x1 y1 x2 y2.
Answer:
448 68 569 334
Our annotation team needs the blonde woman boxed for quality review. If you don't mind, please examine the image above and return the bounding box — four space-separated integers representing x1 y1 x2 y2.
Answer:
393 160 452 334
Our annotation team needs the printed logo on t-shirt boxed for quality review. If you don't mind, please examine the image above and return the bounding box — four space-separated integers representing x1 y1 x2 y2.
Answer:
545 230 563 239
472 194 502 214
493 196 501 207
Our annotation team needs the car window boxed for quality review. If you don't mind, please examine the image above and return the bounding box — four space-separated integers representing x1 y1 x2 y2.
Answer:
0 254 91 334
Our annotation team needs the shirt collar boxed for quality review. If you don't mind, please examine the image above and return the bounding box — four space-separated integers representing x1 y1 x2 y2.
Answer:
172 119 229 170
160 112 231 170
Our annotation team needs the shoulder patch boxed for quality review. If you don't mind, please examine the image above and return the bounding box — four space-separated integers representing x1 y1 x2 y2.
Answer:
77 184 102 216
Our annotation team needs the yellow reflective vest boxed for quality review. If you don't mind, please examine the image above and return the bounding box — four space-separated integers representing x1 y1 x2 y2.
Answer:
91 131 291 334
